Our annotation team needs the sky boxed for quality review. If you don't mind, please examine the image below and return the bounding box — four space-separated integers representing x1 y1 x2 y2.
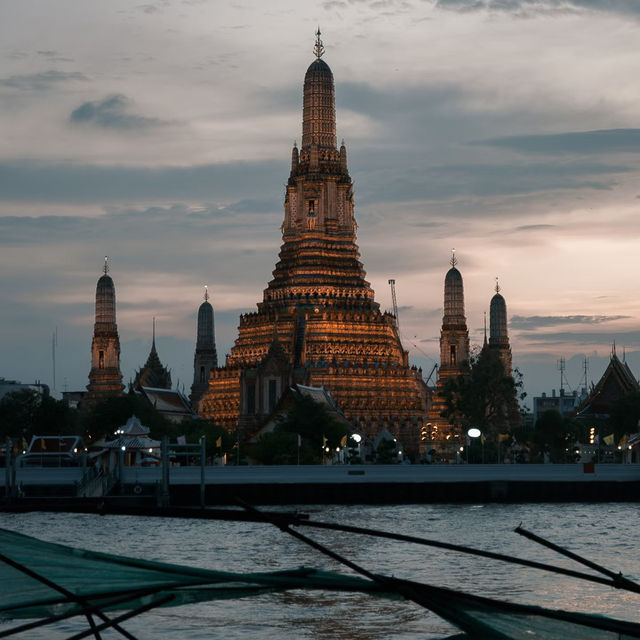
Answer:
2 0 640 411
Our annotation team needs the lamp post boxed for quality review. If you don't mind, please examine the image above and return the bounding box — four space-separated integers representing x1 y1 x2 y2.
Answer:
467 428 481 464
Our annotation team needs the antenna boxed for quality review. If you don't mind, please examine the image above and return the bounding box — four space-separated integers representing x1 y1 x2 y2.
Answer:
580 357 589 395
388 279 399 330
557 357 565 393
51 327 58 391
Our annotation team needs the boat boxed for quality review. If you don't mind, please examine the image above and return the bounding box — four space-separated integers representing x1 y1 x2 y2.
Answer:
1 504 640 639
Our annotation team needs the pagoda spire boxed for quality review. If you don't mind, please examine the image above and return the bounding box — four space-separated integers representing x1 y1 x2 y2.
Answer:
191 287 218 406
86 258 124 402
314 27 325 59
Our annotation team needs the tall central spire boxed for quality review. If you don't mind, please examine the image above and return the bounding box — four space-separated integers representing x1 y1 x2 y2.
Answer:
283 31 354 240
301 36 336 151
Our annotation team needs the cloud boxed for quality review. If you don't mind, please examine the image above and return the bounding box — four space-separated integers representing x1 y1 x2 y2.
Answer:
0 160 285 203
518 330 640 347
434 0 640 19
0 70 87 90
352 156 630 205
515 224 556 232
511 315 630 330
475 129 640 155
69 94 165 130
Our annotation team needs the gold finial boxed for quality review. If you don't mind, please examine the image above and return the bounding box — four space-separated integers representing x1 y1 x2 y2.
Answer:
495 277 500 294
450 248 457 268
204 285 209 302
103 256 109 274
314 27 325 59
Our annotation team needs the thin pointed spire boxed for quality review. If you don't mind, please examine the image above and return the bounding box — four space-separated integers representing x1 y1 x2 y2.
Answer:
314 27 325 59
103 256 109 275
204 285 209 302
450 248 457 268
495 276 500 294
152 316 156 349
483 311 487 346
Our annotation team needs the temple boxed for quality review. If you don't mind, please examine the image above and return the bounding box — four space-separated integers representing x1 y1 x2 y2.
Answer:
199 31 429 455
86 257 124 403
190 287 218 407
133 318 172 390
423 252 470 454
489 279 512 376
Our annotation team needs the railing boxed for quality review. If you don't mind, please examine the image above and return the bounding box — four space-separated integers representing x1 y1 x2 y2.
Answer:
75 467 104 498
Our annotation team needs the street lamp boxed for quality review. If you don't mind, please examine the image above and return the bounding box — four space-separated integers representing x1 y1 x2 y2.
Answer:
467 428 482 464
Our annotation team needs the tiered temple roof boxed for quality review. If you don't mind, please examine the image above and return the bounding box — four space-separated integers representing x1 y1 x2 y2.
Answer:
199 33 429 455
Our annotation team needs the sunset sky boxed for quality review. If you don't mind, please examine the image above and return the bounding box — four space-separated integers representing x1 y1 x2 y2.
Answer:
2 0 640 410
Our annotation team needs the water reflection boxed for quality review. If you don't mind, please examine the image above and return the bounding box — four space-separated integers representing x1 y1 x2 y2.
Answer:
1 503 639 639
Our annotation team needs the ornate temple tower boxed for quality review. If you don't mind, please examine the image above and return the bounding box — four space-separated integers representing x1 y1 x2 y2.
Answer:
133 318 172 390
190 287 218 406
86 257 124 403
200 31 429 454
489 279 512 376
424 252 470 454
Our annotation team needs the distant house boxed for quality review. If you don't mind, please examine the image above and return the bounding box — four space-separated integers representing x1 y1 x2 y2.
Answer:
136 386 195 423
0 378 49 402
532 388 584 425
99 415 161 470
575 351 639 420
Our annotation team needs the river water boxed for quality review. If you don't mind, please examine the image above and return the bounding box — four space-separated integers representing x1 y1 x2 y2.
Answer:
1 503 639 639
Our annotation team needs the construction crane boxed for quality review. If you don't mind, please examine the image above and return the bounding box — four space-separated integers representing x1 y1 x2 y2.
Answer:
388 279 399 330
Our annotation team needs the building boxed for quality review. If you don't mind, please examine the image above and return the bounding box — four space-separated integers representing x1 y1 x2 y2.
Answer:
99 415 160 470
575 349 639 420
199 32 429 456
133 318 172 390
136 386 195 424
86 258 124 404
488 279 512 376
0 378 49 402
532 388 583 425
190 287 218 407
423 253 471 456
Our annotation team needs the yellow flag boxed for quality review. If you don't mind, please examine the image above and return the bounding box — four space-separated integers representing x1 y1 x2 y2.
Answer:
619 434 628 447
603 433 615 446
216 436 222 447
340 435 347 447
322 436 328 446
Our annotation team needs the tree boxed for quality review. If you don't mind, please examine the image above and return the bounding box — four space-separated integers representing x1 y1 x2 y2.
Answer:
0 389 79 443
251 394 349 465
443 347 524 439
609 392 640 442
81 394 171 441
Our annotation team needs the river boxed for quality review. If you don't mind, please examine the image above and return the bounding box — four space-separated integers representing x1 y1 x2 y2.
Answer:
1 502 639 639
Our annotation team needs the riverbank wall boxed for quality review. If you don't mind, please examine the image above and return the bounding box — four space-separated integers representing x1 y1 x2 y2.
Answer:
3 464 640 506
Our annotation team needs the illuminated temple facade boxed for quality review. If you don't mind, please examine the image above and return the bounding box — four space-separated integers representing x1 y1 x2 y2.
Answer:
199 33 429 453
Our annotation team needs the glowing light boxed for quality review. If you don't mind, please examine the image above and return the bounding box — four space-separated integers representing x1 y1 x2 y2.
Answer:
467 428 481 438
351 433 362 443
